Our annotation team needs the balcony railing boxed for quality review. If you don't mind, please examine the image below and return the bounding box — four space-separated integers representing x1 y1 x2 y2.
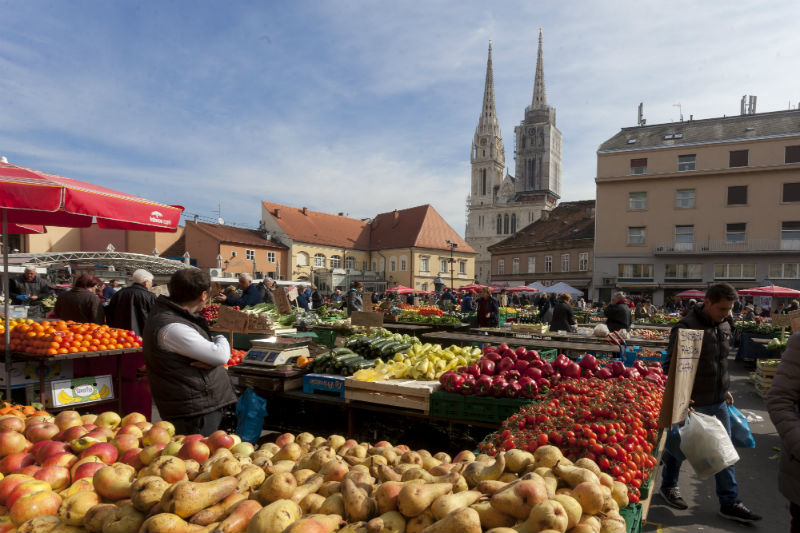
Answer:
654 239 800 254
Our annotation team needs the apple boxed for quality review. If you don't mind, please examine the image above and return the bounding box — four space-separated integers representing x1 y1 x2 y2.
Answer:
120 412 147 427
16 465 41 477
72 461 105 481
275 432 295 448
139 443 167 465
58 425 88 443
34 466 71 491
80 413 98 425
70 436 105 453
134 421 153 432
35 441 70 464
206 430 234 452
42 452 78 470
70 456 104 478
142 426 171 447
0 416 25 433
0 452 35 474
111 434 140 454
25 414 54 427
162 441 182 456
0 474 32 506
229 434 242 446
117 425 144 438
10 488 61 526
119 448 144 470
86 426 115 441
25 422 60 443
94 412 122 429
0 431 28 456
60 477 94 499
182 434 204 443
80 442 118 464
153 421 175 437
54 411 83 431
177 440 210 463
230 442 254 457
7 479 51 510
93 463 136 501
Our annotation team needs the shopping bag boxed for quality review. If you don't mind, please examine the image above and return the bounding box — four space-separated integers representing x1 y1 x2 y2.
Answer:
235 387 268 444
679 411 739 479
728 405 756 448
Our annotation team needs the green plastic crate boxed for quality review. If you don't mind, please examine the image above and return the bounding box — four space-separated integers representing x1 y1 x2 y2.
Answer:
429 391 535 424
640 478 651 500
538 348 558 362
619 503 642 533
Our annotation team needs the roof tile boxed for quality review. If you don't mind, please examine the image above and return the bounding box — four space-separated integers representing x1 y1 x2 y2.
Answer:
489 200 595 250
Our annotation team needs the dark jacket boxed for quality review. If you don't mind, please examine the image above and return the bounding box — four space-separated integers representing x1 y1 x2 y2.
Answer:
55 288 101 323
9 274 51 307
296 292 310 311
549 301 575 332
311 290 324 309
604 302 632 332
142 296 237 420
476 296 499 327
106 283 156 336
257 283 275 305
223 283 262 308
346 288 363 315
460 295 475 312
663 304 732 407
766 332 800 505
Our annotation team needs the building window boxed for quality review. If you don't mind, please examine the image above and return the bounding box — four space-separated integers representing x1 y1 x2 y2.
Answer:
481 169 487 195
497 260 505 275
399 257 407 271
245 249 255 260
675 225 694 250
346 256 356 269
504 214 509 234
630 158 647 175
544 255 552 273
781 221 800 250
727 185 747 205
786 145 800 163
676 189 696 208
714 264 755 280
440 259 448 273
459 261 466 275
726 223 746 243
296 252 309 267
618 264 653 279
729 150 748 168
579 252 589 272
678 154 696 171
511 214 516 233
627 226 646 245
266 251 275 263
769 263 800 279
329 255 342 268
561 254 570 272
420 257 429 272
371 260 377 271
313 254 326 268
390 258 397 272
362 261 367 270
528 256 535 273
512 257 520 274
628 192 647 210
665 263 703 279
783 182 800 202
496 215 502 235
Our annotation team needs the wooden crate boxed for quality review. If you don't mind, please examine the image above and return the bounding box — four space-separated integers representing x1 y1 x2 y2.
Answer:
345 378 440 413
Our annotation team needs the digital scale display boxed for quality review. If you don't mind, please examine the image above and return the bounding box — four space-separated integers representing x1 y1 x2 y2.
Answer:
243 345 310 366
243 350 283 364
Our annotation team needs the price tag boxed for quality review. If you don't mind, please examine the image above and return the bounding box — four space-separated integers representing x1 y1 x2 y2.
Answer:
351 311 384 327
658 329 703 428
274 287 293 315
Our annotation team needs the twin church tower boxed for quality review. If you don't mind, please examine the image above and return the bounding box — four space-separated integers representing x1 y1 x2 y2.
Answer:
465 30 562 283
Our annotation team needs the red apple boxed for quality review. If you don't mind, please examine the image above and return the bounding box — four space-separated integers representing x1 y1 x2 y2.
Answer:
34 466 71 491
54 411 83 431
142 426 171 447
111 433 140 454
86 427 114 441
80 442 118 464
206 430 234 452
58 426 88 443
120 412 147 427
72 461 105 481
6 479 51 510
139 443 166 465
177 440 210 463
0 453 35 475
0 474 32 506
119 448 144 470
9 488 61 526
35 441 70 464
24 422 60 443
0 431 28 456
134 421 153 432
0 417 25 433
182 434 204 443
117 424 143 438
69 456 103 478
42 452 78 470
24 414 54 427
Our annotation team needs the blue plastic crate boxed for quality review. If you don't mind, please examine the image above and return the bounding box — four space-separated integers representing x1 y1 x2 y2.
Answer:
302 374 345 397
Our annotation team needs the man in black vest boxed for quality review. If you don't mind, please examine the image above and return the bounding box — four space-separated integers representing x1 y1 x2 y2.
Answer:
143 269 237 436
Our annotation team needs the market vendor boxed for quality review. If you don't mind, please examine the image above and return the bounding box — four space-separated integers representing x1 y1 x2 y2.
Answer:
143 269 237 436
54 273 102 323
9 266 51 318
216 273 262 308
604 291 632 332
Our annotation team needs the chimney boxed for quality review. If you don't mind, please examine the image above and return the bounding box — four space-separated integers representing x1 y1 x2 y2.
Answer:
585 207 595 218
273 208 280 218
540 210 550 221
338 212 344 216
193 214 199 223
302 207 308 215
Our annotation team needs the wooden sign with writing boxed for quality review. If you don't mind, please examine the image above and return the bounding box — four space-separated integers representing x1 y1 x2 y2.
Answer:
772 314 791 327
363 292 374 311
215 304 249 332
350 311 384 328
790 309 800 333
274 287 293 315
658 329 704 429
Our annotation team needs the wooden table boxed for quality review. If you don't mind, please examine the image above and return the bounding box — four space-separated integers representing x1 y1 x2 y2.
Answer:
381 323 433 336
468 328 669 349
420 331 627 356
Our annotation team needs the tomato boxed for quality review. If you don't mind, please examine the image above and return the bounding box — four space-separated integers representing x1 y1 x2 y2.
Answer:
537 434 549 446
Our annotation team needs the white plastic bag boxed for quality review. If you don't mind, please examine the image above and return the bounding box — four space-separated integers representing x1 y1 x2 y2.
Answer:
593 324 609 337
679 411 739 479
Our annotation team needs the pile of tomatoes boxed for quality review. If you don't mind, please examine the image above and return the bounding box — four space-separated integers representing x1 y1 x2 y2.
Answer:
479 377 663 503
8 320 141 356
225 348 247 367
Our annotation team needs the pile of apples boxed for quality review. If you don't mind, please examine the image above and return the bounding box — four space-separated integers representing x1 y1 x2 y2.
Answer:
0 402 633 533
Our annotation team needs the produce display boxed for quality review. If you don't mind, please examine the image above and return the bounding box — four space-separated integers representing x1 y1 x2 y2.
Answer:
199 304 220 324
0 402 637 532
439 345 666 399
735 321 782 336
628 329 668 341
354 344 482 382
225 349 247 367
766 338 787 351
479 377 663 504
8 320 141 356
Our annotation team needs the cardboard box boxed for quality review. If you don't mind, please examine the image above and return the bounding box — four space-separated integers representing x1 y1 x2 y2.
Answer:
0 360 73 389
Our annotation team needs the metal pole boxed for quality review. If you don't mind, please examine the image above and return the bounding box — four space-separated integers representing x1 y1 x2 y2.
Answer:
2 209 11 403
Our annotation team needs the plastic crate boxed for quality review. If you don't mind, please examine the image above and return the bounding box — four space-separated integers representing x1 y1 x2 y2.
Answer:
302 374 345 397
429 391 535 424
639 478 651 500
538 348 558 362
619 502 642 533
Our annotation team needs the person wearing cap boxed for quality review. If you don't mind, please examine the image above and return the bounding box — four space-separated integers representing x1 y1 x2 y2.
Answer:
9 266 51 318
258 277 276 305
741 305 755 321
604 292 632 332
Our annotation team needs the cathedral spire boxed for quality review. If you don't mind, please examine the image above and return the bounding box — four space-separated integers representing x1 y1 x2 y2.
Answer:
476 41 501 138
531 28 547 109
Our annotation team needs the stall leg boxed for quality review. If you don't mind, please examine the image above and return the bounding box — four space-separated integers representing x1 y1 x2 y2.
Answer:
116 354 123 413
39 360 46 406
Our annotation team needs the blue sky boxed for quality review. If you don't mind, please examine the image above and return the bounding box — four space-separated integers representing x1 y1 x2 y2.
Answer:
2 1 799 237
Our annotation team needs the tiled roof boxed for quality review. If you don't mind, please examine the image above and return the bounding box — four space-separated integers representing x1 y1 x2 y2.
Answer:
598 109 800 153
190 222 286 248
262 202 371 250
262 202 475 254
488 200 595 250
371 205 476 253
160 235 186 258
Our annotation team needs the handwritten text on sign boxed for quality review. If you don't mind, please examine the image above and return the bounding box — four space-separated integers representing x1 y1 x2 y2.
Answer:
658 328 704 429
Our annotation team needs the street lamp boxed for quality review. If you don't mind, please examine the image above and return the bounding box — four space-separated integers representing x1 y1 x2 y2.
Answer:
445 240 458 291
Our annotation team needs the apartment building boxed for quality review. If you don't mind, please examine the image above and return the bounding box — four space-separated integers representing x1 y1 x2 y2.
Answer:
593 107 800 305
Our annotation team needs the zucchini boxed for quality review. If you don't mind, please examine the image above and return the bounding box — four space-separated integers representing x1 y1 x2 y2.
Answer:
379 342 401 358
332 347 355 356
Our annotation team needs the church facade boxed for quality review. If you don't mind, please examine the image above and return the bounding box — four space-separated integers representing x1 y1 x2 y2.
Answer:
465 31 562 283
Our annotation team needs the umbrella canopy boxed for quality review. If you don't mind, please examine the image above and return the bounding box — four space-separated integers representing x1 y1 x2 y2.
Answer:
506 285 539 293
526 281 549 292
385 285 414 294
548 282 584 296
675 289 707 299
460 284 486 291
738 284 800 298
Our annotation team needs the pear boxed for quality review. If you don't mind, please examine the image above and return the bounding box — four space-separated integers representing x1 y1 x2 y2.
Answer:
405 509 436 533
283 513 344 533
366 511 406 533
187 491 247 525
552 494 582 529
489 480 548 519
247 500 302 533
470 501 516 530
420 507 481 533
130 475 170 513
431 490 482 520
398 482 453 518
213 499 262 533
102 503 145 533
516 499 568 533
552 461 599 488
58 490 101 526
162 476 239 518
82 503 117 533
139 512 206 533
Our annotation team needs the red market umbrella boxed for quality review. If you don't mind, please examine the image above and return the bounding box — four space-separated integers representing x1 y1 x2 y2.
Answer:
675 289 706 299
506 285 540 293
738 284 800 298
385 285 415 294
460 284 486 291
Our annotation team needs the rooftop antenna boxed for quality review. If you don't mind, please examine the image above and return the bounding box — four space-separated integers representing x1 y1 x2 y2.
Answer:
673 103 683 122
216 202 224 225
637 102 646 126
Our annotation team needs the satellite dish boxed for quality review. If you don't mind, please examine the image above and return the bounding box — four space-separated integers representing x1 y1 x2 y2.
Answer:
217 218 225 225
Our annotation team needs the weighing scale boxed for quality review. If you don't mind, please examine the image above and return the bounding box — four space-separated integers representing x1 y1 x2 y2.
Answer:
242 337 311 367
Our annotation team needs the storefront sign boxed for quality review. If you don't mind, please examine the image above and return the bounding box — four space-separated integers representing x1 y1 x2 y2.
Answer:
51 375 114 408
658 329 703 429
